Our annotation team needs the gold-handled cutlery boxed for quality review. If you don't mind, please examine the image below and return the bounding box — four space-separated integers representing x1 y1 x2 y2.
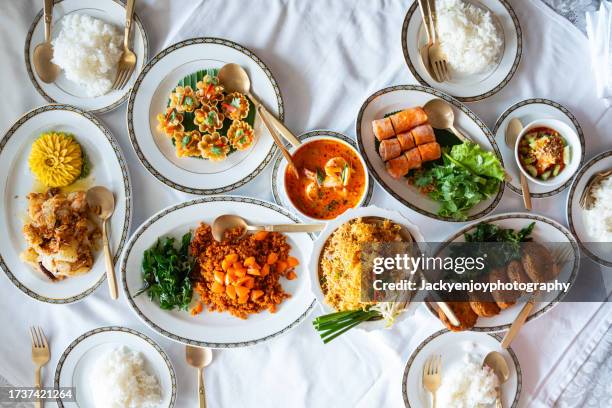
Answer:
426 0 449 82
257 101 300 178
112 0 137 90
506 118 532 210
211 214 325 242
501 245 573 348
417 0 436 80
483 351 510 408
422 354 441 408
423 98 471 142
579 169 612 209
33 0 60 84
186 345 213 408
86 186 118 299
217 63 301 148
30 326 50 408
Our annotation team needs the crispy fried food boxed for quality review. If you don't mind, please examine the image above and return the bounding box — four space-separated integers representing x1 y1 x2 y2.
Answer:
488 267 517 309
20 188 100 281
521 242 559 283
469 300 501 317
437 301 478 332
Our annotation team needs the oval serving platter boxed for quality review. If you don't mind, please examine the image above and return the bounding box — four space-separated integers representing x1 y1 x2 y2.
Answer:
54 326 176 408
566 150 612 267
270 130 374 221
128 37 283 195
0 104 131 304
426 212 580 332
401 0 522 102
25 0 149 114
356 85 504 222
120 196 315 348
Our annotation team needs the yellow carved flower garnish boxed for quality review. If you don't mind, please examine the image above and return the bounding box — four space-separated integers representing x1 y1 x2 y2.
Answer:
29 132 83 187
227 120 255 151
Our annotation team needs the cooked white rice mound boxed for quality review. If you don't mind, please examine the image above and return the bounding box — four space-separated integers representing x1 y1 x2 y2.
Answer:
52 14 122 97
437 360 498 408
90 347 162 408
436 0 503 75
584 175 612 242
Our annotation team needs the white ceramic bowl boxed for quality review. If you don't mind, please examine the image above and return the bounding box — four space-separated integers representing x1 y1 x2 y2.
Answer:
307 206 425 332
278 135 370 222
514 118 581 186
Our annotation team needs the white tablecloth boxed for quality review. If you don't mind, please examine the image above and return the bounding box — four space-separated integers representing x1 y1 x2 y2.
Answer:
0 1 611 407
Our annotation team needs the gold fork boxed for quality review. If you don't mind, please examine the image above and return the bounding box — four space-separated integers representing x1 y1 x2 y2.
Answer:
426 0 450 82
30 326 50 408
423 354 442 408
112 0 137 90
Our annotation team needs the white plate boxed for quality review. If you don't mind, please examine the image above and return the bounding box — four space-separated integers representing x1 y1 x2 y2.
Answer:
493 98 585 198
308 206 426 331
566 150 612 267
270 130 374 222
54 326 176 408
120 196 315 347
427 212 580 332
356 85 504 222
128 37 283 195
25 0 149 114
0 104 131 303
401 0 522 102
402 330 522 408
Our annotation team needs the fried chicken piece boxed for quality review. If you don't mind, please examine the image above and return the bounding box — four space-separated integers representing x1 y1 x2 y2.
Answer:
469 300 501 317
437 301 478 332
521 242 559 283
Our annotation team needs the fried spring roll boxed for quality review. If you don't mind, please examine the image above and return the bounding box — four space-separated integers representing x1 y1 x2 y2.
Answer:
372 117 395 141
411 124 435 145
385 155 410 179
396 132 415 151
389 107 428 134
417 142 441 162
379 138 402 161
404 148 422 170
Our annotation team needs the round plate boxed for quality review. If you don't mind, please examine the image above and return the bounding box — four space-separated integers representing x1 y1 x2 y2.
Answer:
308 206 425 331
25 0 149 114
427 212 580 332
127 37 283 195
356 85 504 222
120 196 315 347
270 130 374 221
566 150 612 267
402 330 522 408
493 98 585 198
54 326 176 408
0 104 131 304
401 0 522 102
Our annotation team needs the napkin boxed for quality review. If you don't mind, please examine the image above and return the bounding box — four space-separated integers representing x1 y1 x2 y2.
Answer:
586 1 612 104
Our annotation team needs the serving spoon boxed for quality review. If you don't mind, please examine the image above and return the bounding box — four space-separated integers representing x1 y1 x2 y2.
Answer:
33 0 61 83
483 351 510 408
423 99 470 142
506 118 532 210
86 186 118 299
186 345 213 408
211 214 325 242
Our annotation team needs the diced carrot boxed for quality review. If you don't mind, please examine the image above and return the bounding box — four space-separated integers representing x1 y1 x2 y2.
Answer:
286 271 297 280
226 285 237 300
251 290 264 301
226 253 239 263
225 270 236 285
276 260 287 274
214 271 225 285
253 231 269 241
244 256 257 267
237 294 249 304
190 302 203 315
247 268 261 276
236 276 250 287
221 259 229 271
211 281 225 293
261 264 270 277
268 304 277 313
234 268 246 278
235 285 250 297
267 252 279 265
246 277 255 289
287 256 299 267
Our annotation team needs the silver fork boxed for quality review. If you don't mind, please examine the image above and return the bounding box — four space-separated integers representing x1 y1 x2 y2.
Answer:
112 0 137 90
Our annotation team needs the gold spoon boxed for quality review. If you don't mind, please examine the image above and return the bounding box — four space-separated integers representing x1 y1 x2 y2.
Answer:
211 214 325 242
186 345 213 408
86 186 118 299
33 0 61 83
506 118 532 210
423 99 470 142
483 351 510 408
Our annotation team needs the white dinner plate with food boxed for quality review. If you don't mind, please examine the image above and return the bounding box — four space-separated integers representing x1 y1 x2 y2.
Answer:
128 37 283 195
120 196 314 347
54 326 176 408
426 212 579 332
270 130 374 222
402 330 521 408
566 150 612 267
356 85 505 222
493 98 585 198
25 0 148 114
401 0 521 101
0 105 131 303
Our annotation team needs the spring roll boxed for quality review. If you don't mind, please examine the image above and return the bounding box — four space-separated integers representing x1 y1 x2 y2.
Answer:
417 142 441 162
372 117 395 141
404 148 423 170
396 132 415 151
411 124 435 145
386 155 410 179
379 138 402 161
389 107 428 134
